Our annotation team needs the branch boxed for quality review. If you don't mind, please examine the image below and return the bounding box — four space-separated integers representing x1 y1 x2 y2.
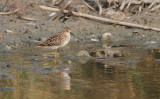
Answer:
120 1 126 10
39 5 160 32
82 0 96 11
148 0 157 9
51 0 72 21
151 3 160 11
20 16 36 21
96 0 102 15
0 9 19 15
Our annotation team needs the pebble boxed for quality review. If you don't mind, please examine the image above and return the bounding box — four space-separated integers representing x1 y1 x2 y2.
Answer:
91 38 99 42
26 22 36 26
102 32 112 40
111 11 125 21
75 5 90 13
67 61 72 65
48 12 56 18
105 9 115 16
106 9 125 20
89 51 96 57
96 51 105 57
77 50 90 57
113 53 123 57
5 45 12 50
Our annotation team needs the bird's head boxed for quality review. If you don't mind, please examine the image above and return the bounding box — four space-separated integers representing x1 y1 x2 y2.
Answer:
64 27 71 33
63 27 74 36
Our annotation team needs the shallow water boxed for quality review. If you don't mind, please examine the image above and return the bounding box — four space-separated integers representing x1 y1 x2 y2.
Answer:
0 44 160 99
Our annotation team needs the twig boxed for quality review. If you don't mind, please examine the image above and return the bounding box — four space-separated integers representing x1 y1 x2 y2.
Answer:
49 0 57 6
0 8 19 15
4 0 9 8
20 16 36 21
126 0 132 9
39 5 160 32
151 3 160 11
131 1 142 4
120 1 126 10
52 0 72 21
138 6 142 12
55 0 63 5
148 0 157 9
82 0 96 11
64 0 72 9
96 0 102 15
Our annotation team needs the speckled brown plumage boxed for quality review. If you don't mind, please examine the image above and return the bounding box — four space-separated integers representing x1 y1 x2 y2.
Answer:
38 27 71 49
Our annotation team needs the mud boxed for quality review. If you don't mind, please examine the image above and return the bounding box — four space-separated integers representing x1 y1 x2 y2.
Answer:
0 0 160 52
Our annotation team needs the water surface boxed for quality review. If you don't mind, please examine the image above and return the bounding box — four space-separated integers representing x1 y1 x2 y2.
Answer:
0 45 160 99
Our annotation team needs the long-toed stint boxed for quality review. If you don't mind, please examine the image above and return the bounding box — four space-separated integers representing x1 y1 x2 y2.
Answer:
38 27 72 58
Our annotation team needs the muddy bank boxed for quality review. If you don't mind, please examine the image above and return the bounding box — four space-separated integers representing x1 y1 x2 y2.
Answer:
0 0 160 51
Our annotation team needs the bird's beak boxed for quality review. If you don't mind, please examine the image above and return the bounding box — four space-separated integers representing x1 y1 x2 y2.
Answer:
70 32 75 36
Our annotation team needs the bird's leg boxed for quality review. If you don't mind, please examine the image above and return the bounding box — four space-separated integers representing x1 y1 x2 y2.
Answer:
54 58 57 66
54 49 58 66
54 49 58 58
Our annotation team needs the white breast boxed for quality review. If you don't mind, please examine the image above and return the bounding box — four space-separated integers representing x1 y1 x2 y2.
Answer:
59 34 71 48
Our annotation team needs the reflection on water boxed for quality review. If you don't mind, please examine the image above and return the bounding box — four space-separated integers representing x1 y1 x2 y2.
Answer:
0 46 160 99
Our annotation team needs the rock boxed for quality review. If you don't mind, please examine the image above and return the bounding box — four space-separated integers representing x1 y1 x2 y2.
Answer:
91 38 99 42
5 45 12 50
105 9 115 17
75 5 90 13
77 50 90 57
106 49 123 57
106 9 125 21
5 44 18 50
89 50 106 57
67 61 72 65
102 32 112 40
89 51 96 57
96 51 105 57
102 43 112 48
110 11 125 21
26 22 36 26
104 64 108 68
48 12 56 18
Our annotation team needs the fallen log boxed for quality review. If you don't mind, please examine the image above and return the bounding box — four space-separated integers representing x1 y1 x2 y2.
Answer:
39 5 160 32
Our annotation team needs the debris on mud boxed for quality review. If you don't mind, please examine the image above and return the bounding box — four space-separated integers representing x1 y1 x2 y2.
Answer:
0 0 160 51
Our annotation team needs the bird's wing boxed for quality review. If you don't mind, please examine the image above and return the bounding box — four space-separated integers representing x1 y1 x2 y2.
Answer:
38 32 63 46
